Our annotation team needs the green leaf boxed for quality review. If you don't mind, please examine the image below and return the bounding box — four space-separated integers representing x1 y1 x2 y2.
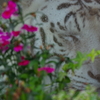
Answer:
19 73 28 79
62 62 76 71
62 63 70 71
73 52 87 64
40 59 46 67
28 59 39 68
26 34 35 39
58 72 67 82
40 50 50 59
58 75 71 83
87 49 98 62
20 92 27 100
64 76 70 83
96 50 100 55
71 90 80 99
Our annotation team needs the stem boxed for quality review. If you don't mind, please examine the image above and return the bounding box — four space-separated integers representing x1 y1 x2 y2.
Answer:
9 18 14 31
17 4 24 25
20 13 24 25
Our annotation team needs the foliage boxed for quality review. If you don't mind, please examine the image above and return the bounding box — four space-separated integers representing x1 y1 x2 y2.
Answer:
53 87 100 100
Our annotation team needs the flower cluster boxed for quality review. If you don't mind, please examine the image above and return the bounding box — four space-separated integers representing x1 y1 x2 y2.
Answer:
0 29 11 51
0 0 56 77
2 1 18 19
0 0 38 53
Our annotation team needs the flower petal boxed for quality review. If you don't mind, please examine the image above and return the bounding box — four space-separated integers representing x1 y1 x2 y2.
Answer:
12 31 20 37
14 44 23 52
18 60 30 66
22 24 38 32
38 67 55 73
2 1 18 19
2 10 12 19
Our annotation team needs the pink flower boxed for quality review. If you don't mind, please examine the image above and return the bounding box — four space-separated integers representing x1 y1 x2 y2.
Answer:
8 1 18 12
0 30 11 52
22 24 38 32
1 40 10 46
14 44 23 52
0 40 10 51
29 26 38 32
0 30 3 34
0 30 12 42
2 10 13 19
38 67 55 73
1 1 18 19
12 31 20 37
18 60 30 66
0 35 11 40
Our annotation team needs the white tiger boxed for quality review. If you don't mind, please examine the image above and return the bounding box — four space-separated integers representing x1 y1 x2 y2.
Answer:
12 0 100 91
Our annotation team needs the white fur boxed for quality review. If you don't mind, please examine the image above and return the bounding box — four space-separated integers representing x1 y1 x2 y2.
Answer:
14 0 100 90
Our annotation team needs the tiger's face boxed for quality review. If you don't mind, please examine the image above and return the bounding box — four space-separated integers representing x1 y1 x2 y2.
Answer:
19 0 100 89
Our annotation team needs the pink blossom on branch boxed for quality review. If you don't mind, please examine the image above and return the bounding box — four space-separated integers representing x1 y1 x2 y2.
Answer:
0 40 10 51
14 44 23 52
2 10 13 19
1 1 18 19
0 29 11 51
22 24 38 32
12 31 20 37
18 60 30 66
7 1 18 12
0 29 11 41
1 40 10 46
0 34 11 40
38 67 55 73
